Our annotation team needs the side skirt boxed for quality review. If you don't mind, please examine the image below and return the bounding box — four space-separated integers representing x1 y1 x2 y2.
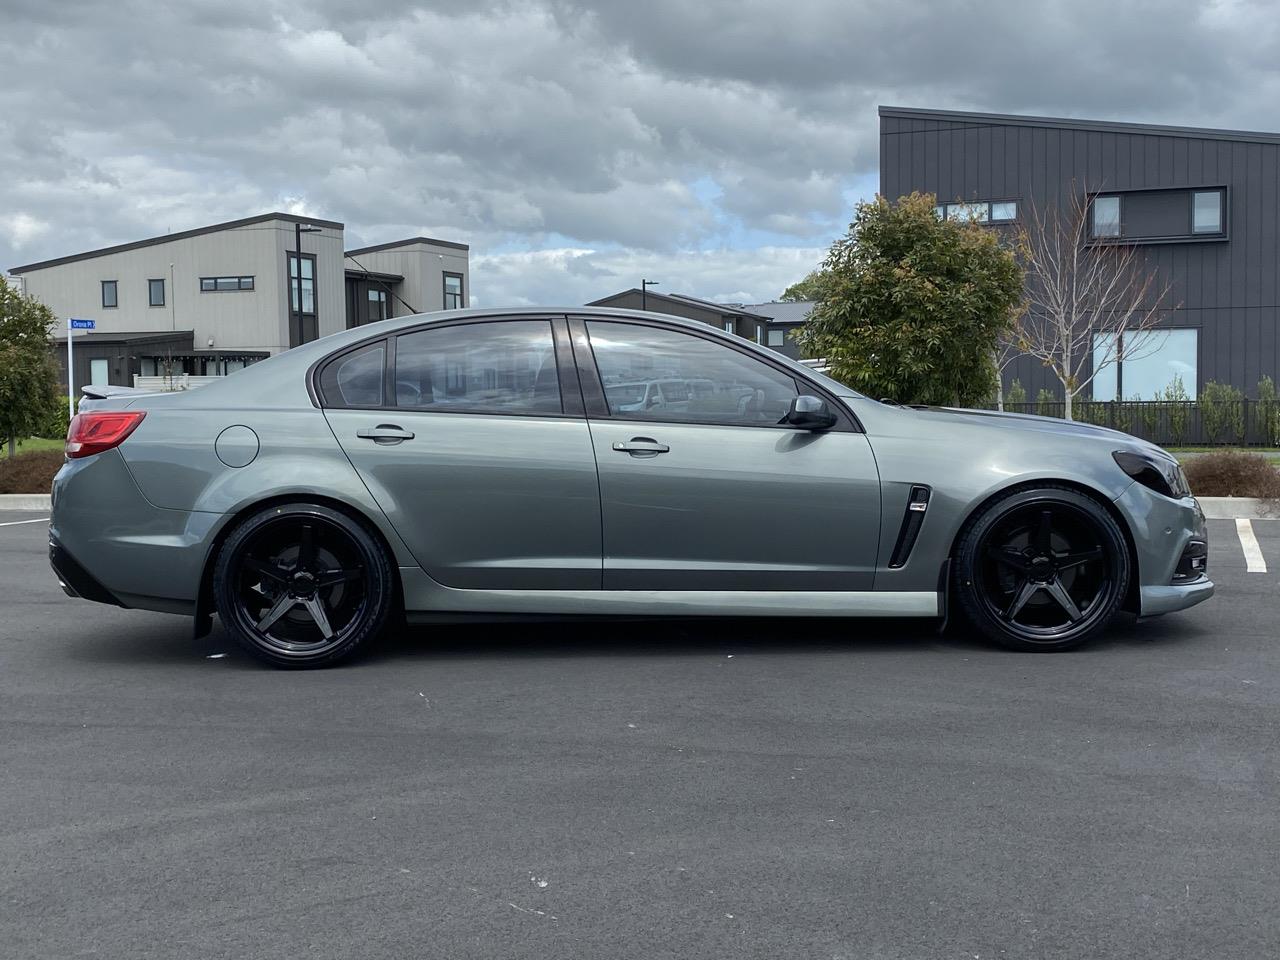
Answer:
399 568 938 618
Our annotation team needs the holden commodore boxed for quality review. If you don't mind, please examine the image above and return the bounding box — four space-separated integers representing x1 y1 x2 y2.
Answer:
49 308 1212 667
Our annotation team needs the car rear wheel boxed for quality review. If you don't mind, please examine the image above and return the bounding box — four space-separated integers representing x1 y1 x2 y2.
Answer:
954 486 1130 652
212 503 395 668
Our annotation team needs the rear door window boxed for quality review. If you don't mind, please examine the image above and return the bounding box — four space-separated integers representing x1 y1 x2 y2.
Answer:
394 320 562 415
318 341 386 407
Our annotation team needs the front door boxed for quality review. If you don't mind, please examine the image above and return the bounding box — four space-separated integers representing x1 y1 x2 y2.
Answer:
321 317 601 590
574 319 881 591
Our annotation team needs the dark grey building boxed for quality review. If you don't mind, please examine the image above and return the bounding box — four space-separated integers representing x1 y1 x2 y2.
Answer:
879 105 1280 401
588 289 812 358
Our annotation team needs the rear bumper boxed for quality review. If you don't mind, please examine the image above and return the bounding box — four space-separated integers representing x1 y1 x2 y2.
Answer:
50 448 218 615
49 535 124 607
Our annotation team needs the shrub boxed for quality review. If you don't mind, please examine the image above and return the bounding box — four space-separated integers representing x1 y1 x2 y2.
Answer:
0 449 63 494
1183 451 1280 499
1162 376 1190 446
1035 388 1057 418
1199 380 1244 445
1258 376 1279 446
35 402 70 441
1005 379 1027 407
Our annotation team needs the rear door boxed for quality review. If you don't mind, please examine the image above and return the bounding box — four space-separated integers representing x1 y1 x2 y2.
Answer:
572 318 882 591
320 317 602 589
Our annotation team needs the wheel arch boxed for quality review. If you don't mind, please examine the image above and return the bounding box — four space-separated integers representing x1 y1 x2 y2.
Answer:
945 478 1142 615
193 493 405 638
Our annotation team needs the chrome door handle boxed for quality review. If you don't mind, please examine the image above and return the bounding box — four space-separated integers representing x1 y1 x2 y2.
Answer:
612 438 670 455
356 424 415 444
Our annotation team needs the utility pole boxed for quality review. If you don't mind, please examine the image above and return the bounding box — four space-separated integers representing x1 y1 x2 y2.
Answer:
641 278 659 311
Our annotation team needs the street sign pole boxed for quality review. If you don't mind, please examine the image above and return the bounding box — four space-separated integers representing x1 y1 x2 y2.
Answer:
67 316 74 420
66 318 96 418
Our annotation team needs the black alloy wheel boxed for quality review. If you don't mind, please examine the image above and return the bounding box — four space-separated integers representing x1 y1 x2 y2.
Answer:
954 486 1130 652
212 503 395 668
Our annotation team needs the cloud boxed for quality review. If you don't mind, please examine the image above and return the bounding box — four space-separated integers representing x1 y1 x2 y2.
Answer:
2 0 1279 303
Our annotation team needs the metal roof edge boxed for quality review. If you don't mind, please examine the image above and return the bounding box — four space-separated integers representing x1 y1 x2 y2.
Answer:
877 105 1280 145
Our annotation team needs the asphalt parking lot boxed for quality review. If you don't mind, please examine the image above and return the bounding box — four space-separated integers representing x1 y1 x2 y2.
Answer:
2 510 1277 960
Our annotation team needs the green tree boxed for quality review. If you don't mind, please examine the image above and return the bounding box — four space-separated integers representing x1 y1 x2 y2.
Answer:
779 270 826 303
794 193 1024 407
0 278 60 458
1005 379 1027 407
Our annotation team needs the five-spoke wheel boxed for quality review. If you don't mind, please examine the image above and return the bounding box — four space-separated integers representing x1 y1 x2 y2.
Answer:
954 486 1130 651
212 503 395 668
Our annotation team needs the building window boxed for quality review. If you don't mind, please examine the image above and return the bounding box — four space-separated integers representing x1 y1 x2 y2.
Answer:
767 329 785 347
1192 190 1223 234
1091 329 1198 400
1091 196 1122 238
289 254 316 314
935 200 1017 223
443 272 464 310
90 358 109 385
368 288 388 322
200 276 254 292
989 201 1018 222
101 280 117 308
148 278 165 307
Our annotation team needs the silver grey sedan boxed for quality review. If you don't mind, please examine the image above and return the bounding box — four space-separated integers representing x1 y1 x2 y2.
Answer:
50 308 1213 667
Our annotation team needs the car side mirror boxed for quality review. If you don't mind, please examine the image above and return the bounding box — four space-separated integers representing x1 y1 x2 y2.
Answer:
784 395 837 431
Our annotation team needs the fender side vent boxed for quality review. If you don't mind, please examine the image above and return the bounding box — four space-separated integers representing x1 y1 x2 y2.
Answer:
889 485 931 569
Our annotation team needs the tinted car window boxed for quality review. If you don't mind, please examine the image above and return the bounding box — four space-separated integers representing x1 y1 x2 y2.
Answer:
586 321 799 425
319 342 385 407
395 320 561 414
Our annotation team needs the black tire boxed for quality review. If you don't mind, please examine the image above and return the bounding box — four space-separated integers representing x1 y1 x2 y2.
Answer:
953 485 1130 652
212 503 396 668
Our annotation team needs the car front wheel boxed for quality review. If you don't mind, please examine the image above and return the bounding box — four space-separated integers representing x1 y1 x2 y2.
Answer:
954 485 1131 652
212 503 396 668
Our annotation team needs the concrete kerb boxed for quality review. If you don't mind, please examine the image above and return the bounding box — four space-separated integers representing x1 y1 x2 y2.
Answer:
2 494 1278 519
0 494 52 511
1197 497 1280 520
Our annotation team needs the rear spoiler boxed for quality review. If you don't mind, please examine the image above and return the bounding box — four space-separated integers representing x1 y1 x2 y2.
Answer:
80 384 152 400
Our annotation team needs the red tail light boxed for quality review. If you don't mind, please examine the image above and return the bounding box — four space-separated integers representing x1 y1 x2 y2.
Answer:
65 411 147 459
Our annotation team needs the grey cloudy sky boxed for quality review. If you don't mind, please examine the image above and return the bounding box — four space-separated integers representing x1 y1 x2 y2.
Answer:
2 0 1278 305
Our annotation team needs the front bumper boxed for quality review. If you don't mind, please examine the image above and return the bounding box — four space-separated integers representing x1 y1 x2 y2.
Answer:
1140 578 1215 617
1113 483 1215 617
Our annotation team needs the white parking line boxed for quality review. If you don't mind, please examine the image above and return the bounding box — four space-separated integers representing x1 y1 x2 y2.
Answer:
1235 518 1267 573
0 517 49 527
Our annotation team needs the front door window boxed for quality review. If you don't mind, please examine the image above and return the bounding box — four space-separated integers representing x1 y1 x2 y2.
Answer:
586 321 799 425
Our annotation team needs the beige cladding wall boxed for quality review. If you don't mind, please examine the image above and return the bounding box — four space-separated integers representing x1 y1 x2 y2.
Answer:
344 242 469 316
19 219 346 354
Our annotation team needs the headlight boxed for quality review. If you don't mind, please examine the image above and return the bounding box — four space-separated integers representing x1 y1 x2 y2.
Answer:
1112 450 1190 499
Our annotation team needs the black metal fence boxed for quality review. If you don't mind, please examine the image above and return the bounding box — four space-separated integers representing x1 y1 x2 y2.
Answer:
987 400 1280 447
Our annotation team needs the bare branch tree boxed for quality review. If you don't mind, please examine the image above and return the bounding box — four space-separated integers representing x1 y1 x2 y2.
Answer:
1014 182 1176 420
992 331 1022 411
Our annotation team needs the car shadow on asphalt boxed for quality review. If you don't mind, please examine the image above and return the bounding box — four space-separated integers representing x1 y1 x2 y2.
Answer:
63 611 1207 669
